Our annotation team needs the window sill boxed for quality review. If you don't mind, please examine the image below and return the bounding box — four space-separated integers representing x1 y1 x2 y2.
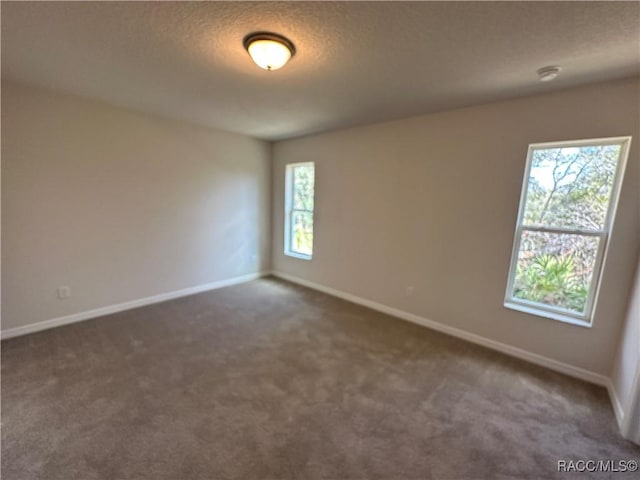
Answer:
284 251 312 261
504 301 592 328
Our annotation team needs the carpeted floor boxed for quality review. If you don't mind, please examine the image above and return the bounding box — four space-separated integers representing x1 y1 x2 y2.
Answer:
2 277 638 479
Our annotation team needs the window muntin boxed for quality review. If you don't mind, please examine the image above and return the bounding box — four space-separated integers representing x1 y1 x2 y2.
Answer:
285 162 315 259
505 137 631 326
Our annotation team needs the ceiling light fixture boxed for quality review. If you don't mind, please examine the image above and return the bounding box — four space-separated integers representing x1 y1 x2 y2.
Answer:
537 65 561 82
243 32 296 71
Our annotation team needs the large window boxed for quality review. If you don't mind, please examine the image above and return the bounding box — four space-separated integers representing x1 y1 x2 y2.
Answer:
505 137 631 326
284 162 315 259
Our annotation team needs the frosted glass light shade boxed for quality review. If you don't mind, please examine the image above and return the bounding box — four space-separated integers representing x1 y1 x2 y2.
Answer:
244 33 295 71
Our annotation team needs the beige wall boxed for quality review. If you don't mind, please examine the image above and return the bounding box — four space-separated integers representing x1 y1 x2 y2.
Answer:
611 253 640 436
3 78 638 378
272 78 640 376
2 82 271 331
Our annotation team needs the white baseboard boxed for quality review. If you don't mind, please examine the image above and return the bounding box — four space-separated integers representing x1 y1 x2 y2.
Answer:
608 374 640 445
606 379 625 428
1 271 269 340
271 271 610 387
618 364 640 443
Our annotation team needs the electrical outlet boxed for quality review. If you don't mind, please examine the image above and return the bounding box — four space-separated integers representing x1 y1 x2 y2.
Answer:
57 286 71 299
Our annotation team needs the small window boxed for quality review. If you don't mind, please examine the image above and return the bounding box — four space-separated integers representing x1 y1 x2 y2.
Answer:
284 162 315 259
505 137 631 326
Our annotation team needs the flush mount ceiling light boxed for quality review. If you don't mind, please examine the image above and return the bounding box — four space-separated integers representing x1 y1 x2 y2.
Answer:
243 32 296 71
537 65 561 82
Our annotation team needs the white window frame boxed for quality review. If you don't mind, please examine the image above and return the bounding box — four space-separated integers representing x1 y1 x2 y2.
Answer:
504 136 631 327
284 162 315 260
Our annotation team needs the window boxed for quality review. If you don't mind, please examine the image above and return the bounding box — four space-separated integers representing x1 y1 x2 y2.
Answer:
505 137 631 326
284 162 315 259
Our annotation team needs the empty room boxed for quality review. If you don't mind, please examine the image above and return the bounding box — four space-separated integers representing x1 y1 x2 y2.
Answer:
2 1 639 479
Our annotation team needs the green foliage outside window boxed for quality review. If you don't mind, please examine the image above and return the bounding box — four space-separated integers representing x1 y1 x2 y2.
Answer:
514 253 589 313
291 165 314 256
513 144 620 314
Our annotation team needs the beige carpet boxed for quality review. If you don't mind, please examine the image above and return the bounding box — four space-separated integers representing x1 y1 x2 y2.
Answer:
2 277 638 479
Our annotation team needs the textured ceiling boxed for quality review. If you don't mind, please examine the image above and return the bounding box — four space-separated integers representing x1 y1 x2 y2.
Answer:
2 1 639 140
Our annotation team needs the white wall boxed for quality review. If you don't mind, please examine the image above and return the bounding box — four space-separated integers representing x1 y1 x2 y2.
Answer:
272 78 640 376
611 254 640 441
1 82 271 332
